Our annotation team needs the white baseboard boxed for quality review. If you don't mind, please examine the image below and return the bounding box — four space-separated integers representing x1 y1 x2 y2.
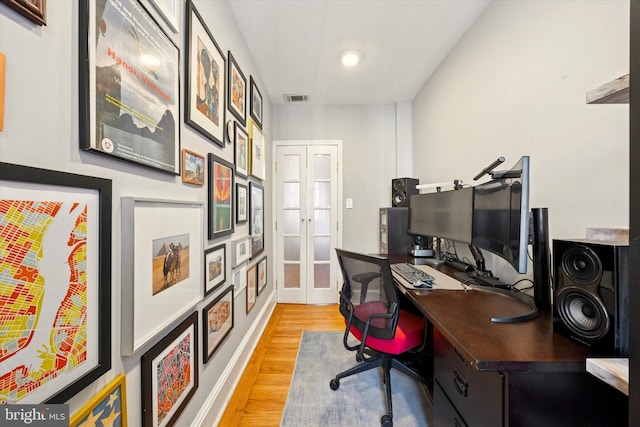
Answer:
191 291 276 427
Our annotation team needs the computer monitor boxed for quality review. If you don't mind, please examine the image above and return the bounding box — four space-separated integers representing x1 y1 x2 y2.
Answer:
471 156 530 274
408 187 474 245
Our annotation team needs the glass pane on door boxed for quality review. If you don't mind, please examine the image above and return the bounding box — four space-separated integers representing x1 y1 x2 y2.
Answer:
284 264 301 289
313 236 330 261
313 209 330 234
282 155 301 180
283 210 301 234
283 183 300 209
314 264 330 289
313 182 331 207
313 154 331 180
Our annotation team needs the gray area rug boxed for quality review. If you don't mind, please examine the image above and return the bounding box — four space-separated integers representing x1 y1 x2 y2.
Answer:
281 331 432 426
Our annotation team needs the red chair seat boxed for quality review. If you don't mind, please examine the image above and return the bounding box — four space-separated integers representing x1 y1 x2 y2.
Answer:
349 301 424 355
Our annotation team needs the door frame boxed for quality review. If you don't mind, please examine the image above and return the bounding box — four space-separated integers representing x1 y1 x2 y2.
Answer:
272 139 344 304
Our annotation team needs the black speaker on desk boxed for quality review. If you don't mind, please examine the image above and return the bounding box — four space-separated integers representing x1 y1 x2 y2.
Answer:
552 239 629 356
391 178 418 207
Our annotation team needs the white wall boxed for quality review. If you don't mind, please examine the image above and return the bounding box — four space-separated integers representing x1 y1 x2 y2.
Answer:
0 0 273 425
273 103 409 253
412 0 629 283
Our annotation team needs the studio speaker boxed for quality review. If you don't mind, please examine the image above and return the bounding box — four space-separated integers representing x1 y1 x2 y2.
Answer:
391 178 418 207
552 239 629 356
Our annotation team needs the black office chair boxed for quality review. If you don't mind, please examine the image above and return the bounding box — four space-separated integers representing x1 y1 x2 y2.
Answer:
330 249 427 427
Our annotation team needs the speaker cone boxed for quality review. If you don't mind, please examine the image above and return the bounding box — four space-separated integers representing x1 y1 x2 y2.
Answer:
392 179 406 191
556 286 609 340
392 191 407 206
561 245 602 285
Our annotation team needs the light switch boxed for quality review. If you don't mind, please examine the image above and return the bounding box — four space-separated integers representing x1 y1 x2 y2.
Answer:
346 198 353 209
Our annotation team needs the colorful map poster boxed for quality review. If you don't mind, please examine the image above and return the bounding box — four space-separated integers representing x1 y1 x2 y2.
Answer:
0 164 110 403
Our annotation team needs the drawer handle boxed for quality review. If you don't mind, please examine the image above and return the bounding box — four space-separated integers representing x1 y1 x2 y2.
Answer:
453 370 468 397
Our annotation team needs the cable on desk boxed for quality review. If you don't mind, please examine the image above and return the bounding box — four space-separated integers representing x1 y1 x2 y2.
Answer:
511 278 534 292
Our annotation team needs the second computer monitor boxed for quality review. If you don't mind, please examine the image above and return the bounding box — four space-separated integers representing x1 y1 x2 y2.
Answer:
408 187 474 245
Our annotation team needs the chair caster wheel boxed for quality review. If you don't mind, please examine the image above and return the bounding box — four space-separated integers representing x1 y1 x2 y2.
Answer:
329 378 339 390
381 414 393 427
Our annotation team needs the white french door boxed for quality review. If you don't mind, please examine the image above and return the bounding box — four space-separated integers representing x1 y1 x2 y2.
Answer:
274 141 342 304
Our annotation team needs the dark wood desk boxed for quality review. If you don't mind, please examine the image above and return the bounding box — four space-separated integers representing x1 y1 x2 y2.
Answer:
384 254 628 427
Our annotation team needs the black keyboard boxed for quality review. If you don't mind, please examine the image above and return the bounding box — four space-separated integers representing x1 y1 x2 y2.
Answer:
390 263 435 284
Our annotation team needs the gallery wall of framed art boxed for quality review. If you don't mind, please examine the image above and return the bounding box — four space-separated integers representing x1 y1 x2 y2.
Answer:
1 0 275 425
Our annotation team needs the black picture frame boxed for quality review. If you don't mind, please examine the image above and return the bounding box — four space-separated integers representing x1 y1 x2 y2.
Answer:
227 51 247 126
236 182 248 224
79 0 181 175
246 262 257 313
204 243 226 296
185 0 226 147
249 181 264 257
0 162 112 403
257 256 268 296
249 76 263 130
141 311 198 427
234 122 249 178
208 153 235 239
202 285 234 363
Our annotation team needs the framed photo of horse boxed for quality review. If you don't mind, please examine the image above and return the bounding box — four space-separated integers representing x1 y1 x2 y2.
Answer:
120 197 203 356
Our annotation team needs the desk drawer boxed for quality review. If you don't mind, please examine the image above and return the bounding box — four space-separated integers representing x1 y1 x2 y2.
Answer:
435 382 468 427
434 329 503 427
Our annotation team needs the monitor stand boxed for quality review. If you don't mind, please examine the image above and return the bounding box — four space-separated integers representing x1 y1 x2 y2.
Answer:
424 238 446 267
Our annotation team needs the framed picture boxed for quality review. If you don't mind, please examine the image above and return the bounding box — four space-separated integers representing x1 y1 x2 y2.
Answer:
246 263 257 314
249 181 265 257
150 0 179 33
0 162 112 403
202 286 234 363
232 263 247 294
232 236 252 268
79 0 180 175
249 76 263 129
257 256 268 296
181 149 205 185
227 51 247 125
141 312 198 427
185 0 226 147
208 154 235 239
236 182 248 224
249 119 266 180
234 122 249 178
1 0 46 26
204 243 226 296
70 374 127 427
121 198 203 356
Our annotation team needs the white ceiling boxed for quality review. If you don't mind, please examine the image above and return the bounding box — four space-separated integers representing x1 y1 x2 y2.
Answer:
227 0 492 106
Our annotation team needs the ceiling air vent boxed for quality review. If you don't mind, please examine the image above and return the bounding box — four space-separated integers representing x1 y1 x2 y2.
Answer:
283 94 309 103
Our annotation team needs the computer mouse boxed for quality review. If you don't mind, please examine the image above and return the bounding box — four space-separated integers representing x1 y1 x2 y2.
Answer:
412 281 433 289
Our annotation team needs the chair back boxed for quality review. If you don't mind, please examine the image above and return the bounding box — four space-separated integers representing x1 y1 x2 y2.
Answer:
335 249 400 340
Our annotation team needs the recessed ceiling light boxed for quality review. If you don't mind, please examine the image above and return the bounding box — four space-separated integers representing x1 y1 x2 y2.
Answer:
341 51 360 68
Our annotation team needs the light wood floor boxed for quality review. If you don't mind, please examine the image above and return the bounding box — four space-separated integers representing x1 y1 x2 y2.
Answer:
217 304 345 426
